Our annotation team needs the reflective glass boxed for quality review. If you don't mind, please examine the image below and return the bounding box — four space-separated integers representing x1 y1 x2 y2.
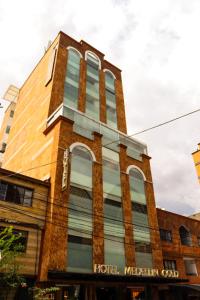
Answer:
86 56 100 120
70 147 93 189
105 72 117 129
64 49 81 109
104 235 125 273
68 234 92 273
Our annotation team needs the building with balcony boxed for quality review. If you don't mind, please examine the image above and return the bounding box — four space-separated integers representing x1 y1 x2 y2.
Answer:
0 32 187 300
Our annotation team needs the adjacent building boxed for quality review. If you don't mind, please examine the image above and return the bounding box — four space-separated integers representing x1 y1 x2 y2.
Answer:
0 167 49 297
157 208 200 299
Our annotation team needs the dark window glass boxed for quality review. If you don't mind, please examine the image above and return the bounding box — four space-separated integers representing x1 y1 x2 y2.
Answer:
132 203 147 214
179 226 192 246
135 241 152 253
0 227 28 252
164 260 177 270
10 110 14 118
5 126 10 134
160 229 172 242
1 143 7 152
0 180 33 206
197 236 200 246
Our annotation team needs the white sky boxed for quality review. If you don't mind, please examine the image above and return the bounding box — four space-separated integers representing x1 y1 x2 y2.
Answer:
0 0 200 215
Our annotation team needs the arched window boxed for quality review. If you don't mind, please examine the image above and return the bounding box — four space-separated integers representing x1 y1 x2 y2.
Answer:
128 166 153 268
67 145 93 273
104 70 117 129
64 48 81 109
85 51 100 120
179 226 192 246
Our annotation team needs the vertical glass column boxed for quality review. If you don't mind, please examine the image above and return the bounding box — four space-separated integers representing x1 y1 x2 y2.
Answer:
102 147 125 272
85 53 100 120
67 146 93 273
105 72 117 129
129 168 153 268
64 49 81 109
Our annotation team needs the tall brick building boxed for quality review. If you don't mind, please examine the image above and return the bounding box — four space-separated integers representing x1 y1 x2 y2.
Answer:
0 32 186 299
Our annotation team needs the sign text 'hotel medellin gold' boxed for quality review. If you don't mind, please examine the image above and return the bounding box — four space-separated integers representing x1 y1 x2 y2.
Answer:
94 264 179 278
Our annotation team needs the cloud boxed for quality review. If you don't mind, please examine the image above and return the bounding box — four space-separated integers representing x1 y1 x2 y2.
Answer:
1 0 200 216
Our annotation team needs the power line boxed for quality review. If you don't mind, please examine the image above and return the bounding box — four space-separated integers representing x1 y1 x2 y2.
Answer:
103 107 200 147
0 203 189 248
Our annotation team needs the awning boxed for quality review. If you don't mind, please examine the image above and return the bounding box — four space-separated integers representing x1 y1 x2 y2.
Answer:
47 271 188 285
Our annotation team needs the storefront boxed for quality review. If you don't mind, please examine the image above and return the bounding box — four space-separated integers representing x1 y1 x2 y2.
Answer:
46 267 188 300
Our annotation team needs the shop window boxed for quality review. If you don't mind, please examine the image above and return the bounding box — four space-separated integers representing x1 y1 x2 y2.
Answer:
85 52 100 120
159 229 172 242
0 180 33 206
184 258 197 276
64 48 81 109
179 226 192 246
164 260 177 270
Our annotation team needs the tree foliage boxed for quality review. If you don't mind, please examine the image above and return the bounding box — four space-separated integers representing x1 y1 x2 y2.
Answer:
0 226 25 288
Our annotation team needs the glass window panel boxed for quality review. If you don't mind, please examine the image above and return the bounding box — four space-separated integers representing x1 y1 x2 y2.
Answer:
86 57 100 120
68 235 92 273
160 229 172 242
0 181 7 200
105 72 117 129
135 252 153 268
134 225 151 242
68 186 92 233
70 147 93 189
184 259 198 275
104 235 125 273
104 198 124 237
24 189 33 206
164 260 177 270
101 126 119 152
64 49 81 109
129 173 146 205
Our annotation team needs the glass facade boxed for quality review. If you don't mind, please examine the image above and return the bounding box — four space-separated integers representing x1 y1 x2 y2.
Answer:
103 147 125 272
105 72 117 129
64 49 81 109
67 146 93 273
129 168 153 268
85 53 100 120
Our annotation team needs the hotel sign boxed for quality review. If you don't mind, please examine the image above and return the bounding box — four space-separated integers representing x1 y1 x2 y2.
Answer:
94 264 179 278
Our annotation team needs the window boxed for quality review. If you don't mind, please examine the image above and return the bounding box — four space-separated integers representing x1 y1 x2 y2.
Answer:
129 167 153 268
64 48 81 109
0 227 28 252
67 145 93 273
0 143 7 153
0 180 33 206
179 226 192 246
197 236 200 246
10 110 14 118
103 148 125 272
160 229 172 242
105 71 117 129
85 52 100 120
184 258 197 276
164 260 177 270
102 148 121 198
5 126 10 134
